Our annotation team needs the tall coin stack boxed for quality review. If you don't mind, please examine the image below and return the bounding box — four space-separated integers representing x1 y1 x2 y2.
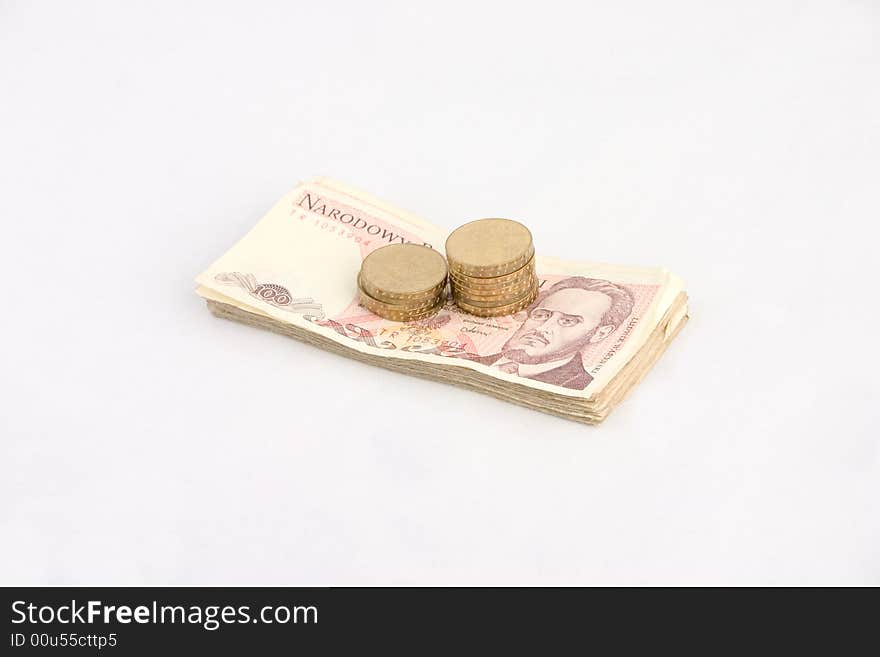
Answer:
357 243 448 321
445 218 538 317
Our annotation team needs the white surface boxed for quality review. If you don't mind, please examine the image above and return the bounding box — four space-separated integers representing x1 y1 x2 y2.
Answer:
1 0 878 586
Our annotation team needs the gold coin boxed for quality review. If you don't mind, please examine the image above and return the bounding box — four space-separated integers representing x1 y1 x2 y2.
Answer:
360 297 445 322
445 219 534 277
360 301 444 322
449 269 537 291
371 307 443 322
449 257 535 288
359 243 448 301
453 286 538 317
449 244 535 279
452 283 537 308
358 273 446 305
358 282 443 315
451 272 537 298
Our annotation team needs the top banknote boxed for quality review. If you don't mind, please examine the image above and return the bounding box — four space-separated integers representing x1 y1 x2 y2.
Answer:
196 178 685 400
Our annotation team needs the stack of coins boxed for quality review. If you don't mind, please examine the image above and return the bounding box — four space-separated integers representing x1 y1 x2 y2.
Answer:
357 243 448 321
445 218 538 317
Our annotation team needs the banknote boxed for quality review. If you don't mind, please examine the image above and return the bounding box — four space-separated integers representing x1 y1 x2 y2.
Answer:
196 178 686 405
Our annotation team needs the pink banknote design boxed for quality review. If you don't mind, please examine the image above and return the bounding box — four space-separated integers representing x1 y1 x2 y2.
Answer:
317 276 657 391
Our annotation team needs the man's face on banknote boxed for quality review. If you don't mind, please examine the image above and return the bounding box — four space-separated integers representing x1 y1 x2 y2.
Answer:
502 287 613 364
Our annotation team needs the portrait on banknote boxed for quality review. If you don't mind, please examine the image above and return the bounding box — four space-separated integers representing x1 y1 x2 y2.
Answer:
466 277 635 390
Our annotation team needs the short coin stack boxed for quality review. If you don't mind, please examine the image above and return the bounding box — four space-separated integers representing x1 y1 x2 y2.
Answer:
445 218 538 317
357 243 448 321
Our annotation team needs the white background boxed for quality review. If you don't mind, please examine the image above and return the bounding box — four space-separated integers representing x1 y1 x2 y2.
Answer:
2 1 878 585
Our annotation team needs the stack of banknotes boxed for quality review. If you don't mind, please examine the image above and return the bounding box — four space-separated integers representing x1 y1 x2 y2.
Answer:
196 177 688 424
